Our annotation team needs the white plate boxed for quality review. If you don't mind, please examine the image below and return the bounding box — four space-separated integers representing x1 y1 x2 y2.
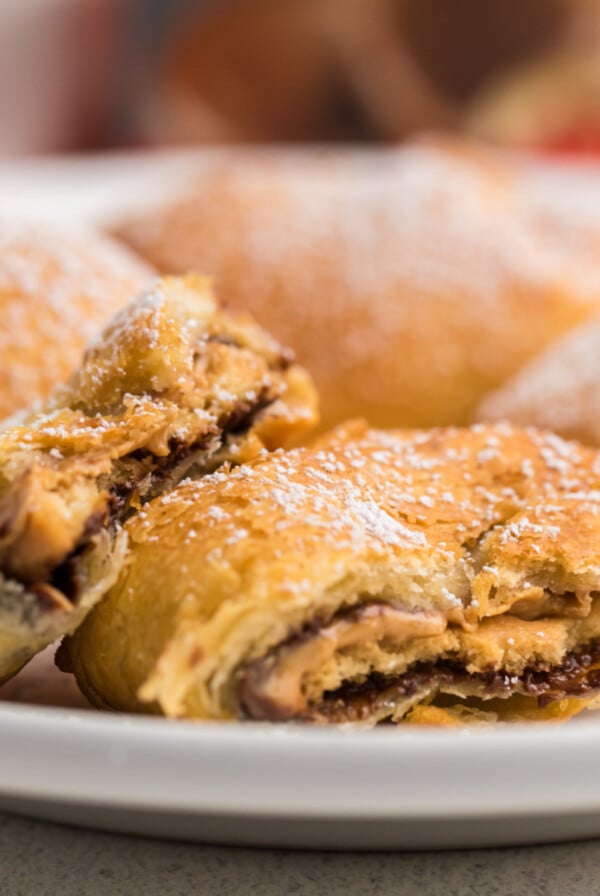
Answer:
2 150 600 851
2 696 600 849
2 146 600 229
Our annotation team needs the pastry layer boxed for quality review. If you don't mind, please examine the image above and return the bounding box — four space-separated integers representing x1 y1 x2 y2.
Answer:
0 275 317 680
63 422 600 724
239 600 600 723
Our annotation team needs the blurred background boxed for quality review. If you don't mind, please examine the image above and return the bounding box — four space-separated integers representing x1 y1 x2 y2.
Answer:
2 0 600 157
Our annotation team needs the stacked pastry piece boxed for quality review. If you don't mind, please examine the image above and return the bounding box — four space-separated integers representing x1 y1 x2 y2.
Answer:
0 274 316 681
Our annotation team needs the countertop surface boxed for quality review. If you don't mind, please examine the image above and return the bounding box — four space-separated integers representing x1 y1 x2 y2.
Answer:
2 811 600 896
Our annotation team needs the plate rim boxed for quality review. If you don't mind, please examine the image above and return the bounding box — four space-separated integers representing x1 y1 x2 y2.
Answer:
2 701 600 821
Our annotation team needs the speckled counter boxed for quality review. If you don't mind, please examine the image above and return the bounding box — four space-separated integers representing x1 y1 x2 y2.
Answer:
1 811 599 896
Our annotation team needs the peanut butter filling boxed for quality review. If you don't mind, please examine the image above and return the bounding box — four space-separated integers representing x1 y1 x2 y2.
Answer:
238 602 446 720
238 595 600 723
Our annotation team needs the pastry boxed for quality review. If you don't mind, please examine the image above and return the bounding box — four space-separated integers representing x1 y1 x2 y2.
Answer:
63 421 600 724
475 317 600 447
0 220 153 421
111 140 600 431
0 275 317 681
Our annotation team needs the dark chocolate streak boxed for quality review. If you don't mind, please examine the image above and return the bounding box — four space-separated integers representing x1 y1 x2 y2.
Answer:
218 385 274 435
313 643 600 723
47 389 275 608
105 386 276 522
238 600 393 720
49 509 108 604
206 334 242 349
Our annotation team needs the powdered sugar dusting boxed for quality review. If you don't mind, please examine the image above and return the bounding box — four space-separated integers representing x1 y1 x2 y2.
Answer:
134 423 600 620
342 495 427 549
114 142 600 428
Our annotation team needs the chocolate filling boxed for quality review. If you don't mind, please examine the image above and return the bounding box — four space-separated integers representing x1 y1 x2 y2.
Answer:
239 601 448 721
239 599 600 723
23 388 274 611
49 509 109 603
311 642 600 723
107 384 275 520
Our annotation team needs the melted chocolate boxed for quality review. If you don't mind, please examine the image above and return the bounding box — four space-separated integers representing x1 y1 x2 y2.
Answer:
313 642 600 722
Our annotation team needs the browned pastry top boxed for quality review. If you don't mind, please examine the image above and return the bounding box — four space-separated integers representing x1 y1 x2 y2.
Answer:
129 421 600 617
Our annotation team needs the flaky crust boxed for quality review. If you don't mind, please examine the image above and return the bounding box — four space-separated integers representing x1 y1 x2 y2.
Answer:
64 422 600 723
0 275 317 681
111 139 600 431
0 220 153 421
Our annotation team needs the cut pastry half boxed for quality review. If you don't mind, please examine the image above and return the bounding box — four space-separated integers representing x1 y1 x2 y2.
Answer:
63 422 600 725
0 275 317 681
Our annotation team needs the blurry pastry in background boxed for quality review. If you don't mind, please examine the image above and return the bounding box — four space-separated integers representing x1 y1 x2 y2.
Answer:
111 139 600 432
0 221 152 421
138 0 600 149
0 275 316 682
475 318 600 447
62 422 600 724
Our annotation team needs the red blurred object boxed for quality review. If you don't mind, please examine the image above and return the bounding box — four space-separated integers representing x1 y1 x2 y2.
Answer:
538 130 600 157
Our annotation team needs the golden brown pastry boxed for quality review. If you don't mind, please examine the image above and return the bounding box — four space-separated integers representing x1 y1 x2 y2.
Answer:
0 220 153 421
111 140 600 431
475 317 600 446
63 421 600 725
0 274 316 682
